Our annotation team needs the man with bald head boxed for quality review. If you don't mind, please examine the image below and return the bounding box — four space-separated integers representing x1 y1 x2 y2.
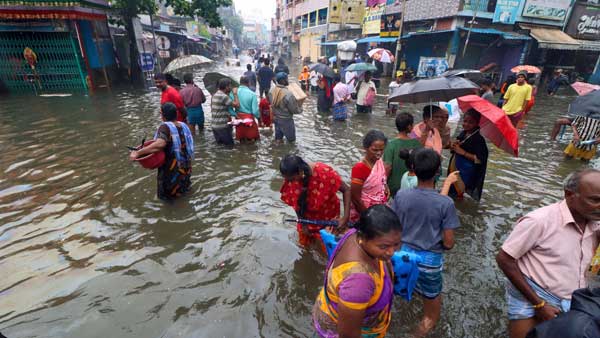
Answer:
497 169 600 338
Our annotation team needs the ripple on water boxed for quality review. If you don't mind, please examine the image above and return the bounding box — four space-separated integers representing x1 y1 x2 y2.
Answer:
0 58 595 338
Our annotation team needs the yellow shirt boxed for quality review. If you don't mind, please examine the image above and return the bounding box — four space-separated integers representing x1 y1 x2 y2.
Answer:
502 83 532 115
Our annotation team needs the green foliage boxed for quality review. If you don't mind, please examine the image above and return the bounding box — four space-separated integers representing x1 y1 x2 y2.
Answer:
165 0 232 28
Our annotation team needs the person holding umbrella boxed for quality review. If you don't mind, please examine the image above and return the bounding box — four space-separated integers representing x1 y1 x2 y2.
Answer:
448 109 489 201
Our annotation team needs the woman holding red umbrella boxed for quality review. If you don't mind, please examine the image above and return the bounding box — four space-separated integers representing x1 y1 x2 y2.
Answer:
448 109 489 201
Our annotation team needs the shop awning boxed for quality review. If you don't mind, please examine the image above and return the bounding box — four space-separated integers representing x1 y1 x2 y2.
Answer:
318 40 345 46
401 29 455 39
528 27 580 50
458 27 530 40
356 36 397 44
577 40 600 52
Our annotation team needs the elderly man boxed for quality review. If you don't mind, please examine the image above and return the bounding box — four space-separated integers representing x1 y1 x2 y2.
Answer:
269 72 302 143
235 76 260 142
496 168 600 338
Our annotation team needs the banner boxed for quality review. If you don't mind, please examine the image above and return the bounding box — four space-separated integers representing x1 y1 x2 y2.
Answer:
522 0 571 21
493 0 523 24
362 5 385 35
380 12 401 37
566 2 600 40
329 0 365 24
417 57 449 78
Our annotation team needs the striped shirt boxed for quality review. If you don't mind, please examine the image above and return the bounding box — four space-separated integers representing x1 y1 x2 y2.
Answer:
211 90 233 129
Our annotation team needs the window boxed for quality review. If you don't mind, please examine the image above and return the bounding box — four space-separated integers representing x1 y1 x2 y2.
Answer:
301 14 308 29
318 8 328 25
309 11 317 27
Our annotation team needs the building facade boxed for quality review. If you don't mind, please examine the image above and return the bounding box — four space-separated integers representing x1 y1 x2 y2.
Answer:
0 0 116 94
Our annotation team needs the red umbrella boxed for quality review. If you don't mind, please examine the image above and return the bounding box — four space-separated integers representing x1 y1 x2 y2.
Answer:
511 65 541 74
570 81 600 96
457 95 519 157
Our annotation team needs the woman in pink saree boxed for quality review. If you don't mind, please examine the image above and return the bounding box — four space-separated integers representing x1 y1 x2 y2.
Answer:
350 130 390 222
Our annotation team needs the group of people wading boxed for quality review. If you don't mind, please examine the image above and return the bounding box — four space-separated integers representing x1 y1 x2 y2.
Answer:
128 65 600 338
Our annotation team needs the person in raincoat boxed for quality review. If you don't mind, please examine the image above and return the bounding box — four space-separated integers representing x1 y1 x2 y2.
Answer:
298 66 310 90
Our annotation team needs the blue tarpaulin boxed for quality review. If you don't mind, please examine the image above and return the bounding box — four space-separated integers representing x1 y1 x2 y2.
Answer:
401 30 455 39
356 36 398 44
458 27 530 40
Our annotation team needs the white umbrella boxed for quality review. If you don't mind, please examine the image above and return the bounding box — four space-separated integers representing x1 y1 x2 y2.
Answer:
368 48 395 63
164 55 213 74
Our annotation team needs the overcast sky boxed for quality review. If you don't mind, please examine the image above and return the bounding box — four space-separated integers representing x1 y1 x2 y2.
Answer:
233 0 276 28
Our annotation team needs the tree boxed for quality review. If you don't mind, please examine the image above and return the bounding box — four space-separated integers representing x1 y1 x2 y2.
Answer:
111 0 232 85
221 12 243 46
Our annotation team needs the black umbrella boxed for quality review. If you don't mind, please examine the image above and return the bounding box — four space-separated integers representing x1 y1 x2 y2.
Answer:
568 89 600 120
388 76 480 104
202 72 239 95
309 63 335 78
441 69 484 82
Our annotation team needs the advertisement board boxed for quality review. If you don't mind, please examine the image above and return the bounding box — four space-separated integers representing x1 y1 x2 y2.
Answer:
566 2 600 40
522 0 571 21
493 0 523 24
362 5 385 35
380 12 402 37
417 57 449 78
329 0 366 24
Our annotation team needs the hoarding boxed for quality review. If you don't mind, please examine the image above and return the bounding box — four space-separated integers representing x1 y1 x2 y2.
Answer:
493 0 523 24
362 5 385 35
522 0 571 21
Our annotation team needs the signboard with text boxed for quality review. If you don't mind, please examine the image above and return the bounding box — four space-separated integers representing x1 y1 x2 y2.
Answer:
493 0 523 24
417 57 449 78
362 5 385 35
566 2 600 40
380 12 401 37
522 0 571 21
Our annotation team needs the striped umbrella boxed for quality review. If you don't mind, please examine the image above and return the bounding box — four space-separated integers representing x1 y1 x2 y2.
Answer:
510 65 541 74
368 48 395 63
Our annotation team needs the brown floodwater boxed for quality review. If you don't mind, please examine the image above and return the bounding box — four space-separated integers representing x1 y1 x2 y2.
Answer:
0 57 597 338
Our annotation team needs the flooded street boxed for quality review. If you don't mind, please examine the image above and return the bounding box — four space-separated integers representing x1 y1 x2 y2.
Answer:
0 59 596 338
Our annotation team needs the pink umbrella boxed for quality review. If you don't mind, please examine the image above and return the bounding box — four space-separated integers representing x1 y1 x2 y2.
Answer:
570 81 600 96
457 95 519 157
511 65 541 74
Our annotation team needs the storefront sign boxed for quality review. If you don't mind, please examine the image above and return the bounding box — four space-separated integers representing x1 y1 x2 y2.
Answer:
493 0 523 24
140 52 154 71
362 5 385 35
158 50 170 58
380 13 401 37
522 0 571 21
417 57 449 78
329 0 365 24
566 2 600 40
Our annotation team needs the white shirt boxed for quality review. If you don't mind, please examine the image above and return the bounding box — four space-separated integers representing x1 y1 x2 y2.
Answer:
309 71 319 87
356 80 376 106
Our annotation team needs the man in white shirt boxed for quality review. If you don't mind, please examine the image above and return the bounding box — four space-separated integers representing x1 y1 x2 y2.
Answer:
387 71 402 115
355 71 377 113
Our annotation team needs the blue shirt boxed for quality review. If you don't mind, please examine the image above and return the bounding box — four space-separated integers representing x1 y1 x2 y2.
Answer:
257 66 274 88
392 188 460 252
236 85 259 118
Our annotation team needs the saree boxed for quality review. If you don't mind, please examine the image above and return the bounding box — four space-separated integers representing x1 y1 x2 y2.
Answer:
280 163 342 246
155 122 194 200
564 116 600 160
235 112 260 140
313 229 394 338
350 159 388 222
448 129 488 201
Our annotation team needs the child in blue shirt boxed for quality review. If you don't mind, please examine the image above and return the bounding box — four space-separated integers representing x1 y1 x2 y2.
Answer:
391 147 461 337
